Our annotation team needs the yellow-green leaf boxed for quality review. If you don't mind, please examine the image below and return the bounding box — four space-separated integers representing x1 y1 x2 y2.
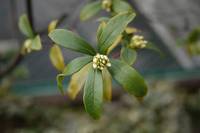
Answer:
49 45 65 72
67 64 90 100
48 20 58 33
56 56 93 94
102 68 112 101
125 27 139 34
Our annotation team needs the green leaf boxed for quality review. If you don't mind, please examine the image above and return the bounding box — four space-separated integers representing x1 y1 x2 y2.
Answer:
102 69 112 101
108 59 147 97
120 46 137 65
18 14 34 38
56 56 92 95
80 1 101 21
49 45 65 72
83 68 103 119
31 35 42 50
98 12 135 54
63 56 93 76
112 0 133 13
49 29 96 55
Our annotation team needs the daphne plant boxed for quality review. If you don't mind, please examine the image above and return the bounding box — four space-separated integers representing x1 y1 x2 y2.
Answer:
49 12 147 119
19 14 42 54
80 0 133 21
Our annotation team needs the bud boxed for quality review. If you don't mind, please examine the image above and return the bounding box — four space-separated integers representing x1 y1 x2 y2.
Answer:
102 0 112 12
130 35 147 49
21 39 32 54
93 53 111 70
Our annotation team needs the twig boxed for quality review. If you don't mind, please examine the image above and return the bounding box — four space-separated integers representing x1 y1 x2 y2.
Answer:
0 0 34 79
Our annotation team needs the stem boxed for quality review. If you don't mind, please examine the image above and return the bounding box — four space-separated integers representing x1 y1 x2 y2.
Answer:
26 0 35 33
0 0 35 79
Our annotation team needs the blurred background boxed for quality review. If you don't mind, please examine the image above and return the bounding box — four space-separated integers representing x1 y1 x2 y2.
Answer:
0 0 200 132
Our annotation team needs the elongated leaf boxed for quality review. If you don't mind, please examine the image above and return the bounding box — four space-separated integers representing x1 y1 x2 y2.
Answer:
125 27 139 34
63 56 93 76
48 20 58 33
120 46 137 65
18 14 34 38
97 21 106 41
83 68 103 119
98 12 135 54
56 56 92 94
108 59 147 97
102 69 112 101
31 35 42 50
67 64 90 100
49 29 96 55
80 1 101 21
112 0 133 13
49 45 65 72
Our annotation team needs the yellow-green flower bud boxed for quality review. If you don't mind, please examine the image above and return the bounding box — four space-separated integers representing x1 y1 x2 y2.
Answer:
93 53 111 70
102 0 112 12
130 35 147 49
21 39 32 54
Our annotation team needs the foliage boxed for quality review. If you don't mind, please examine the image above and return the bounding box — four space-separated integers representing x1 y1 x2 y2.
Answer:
18 0 162 119
19 15 42 54
80 0 133 21
49 12 147 119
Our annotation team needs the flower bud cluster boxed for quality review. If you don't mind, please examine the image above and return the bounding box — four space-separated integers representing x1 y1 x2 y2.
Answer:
93 53 111 70
22 39 32 54
130 35 147 49
102 0 112 12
